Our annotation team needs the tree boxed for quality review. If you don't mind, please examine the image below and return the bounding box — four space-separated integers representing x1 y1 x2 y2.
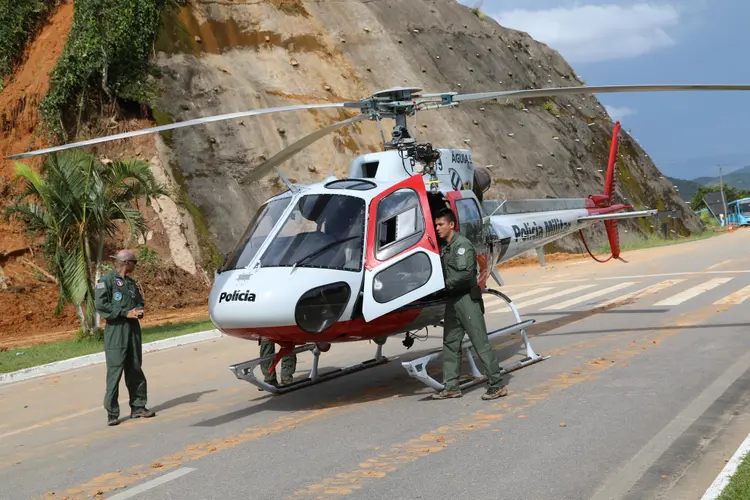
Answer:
4 149 167 336
689 185 750 212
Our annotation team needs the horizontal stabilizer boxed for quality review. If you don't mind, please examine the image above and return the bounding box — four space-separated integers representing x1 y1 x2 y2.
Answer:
577 210 658 222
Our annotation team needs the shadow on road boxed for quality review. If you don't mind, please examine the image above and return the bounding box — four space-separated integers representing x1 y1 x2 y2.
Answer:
188 300 654 428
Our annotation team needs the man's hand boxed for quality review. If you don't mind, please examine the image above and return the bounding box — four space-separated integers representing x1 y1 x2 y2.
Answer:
126 308 142 319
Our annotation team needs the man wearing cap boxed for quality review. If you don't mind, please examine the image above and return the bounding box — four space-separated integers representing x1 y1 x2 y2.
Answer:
95 249 156 426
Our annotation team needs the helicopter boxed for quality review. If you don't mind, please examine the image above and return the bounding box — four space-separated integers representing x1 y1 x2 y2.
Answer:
9 83 750 395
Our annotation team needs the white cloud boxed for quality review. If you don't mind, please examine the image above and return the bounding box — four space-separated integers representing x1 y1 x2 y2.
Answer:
493 3 681 63
604 105 636 120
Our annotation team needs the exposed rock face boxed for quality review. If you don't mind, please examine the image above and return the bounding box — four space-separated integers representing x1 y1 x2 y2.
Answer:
152 0 701 256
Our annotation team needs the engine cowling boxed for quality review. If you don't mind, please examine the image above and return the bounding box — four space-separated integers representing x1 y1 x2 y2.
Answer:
472 166 492 202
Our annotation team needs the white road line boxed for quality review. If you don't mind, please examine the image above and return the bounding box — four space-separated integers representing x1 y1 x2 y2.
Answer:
591 348 750 500
705 259 735 270
714 284 750 305
541 282 638 311
0 398 130 440
0 407 100 440
484 287 555 308
106 467 196 499
701 432 750 500
596 279 686 308
653 278 733 307
486 284 598 314
497 270 750 290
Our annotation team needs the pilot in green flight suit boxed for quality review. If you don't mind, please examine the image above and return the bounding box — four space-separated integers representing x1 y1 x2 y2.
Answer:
95 249 156 426
260 339 297 386
432 208 507 400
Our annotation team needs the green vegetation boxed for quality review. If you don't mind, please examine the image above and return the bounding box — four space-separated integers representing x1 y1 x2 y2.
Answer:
0 0 60 82
716 452 750 500
470 7 486 20
0 319 214 373
690 185 750 212
4 150 167 337
543 100 560 116
38 0 187 139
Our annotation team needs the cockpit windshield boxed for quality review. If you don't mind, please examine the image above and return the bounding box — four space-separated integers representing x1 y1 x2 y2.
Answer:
221 196 292 272
260 194 365 272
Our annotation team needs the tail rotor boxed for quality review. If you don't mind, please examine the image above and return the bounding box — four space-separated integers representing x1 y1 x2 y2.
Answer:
580 120 624 262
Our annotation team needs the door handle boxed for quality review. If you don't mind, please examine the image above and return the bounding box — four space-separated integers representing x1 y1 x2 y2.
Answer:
428 235 436 249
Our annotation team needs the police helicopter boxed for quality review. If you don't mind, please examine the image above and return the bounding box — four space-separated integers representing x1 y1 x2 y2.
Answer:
9 83 750 395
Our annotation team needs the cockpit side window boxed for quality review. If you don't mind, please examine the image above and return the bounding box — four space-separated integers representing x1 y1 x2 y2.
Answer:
260 194 366 272
221 197 292 271
375 188 425 261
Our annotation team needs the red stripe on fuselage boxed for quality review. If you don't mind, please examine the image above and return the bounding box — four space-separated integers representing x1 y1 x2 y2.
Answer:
220 304 439 345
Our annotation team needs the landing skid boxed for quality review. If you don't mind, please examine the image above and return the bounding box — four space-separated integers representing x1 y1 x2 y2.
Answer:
400 288 549 392
229 342 389 394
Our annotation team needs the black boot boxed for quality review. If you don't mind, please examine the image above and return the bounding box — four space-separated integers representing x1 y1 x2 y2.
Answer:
108 414 120 426
130 407 156 418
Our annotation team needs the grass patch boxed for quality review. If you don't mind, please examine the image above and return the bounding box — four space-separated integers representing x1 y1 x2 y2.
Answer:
598 229 721 254
716 451 750 500
0 319 215 374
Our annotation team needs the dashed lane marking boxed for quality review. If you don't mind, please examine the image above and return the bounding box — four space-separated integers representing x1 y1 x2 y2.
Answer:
106 467 196 500
714 284 750 306
541 282 638 311
653 278 733 307
595 279 686 308
288 304 729 499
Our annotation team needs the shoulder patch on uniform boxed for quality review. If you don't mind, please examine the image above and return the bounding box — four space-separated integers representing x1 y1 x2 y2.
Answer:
96 281 106 289
115 279 124 287
113 292 122 301
457 247 466 255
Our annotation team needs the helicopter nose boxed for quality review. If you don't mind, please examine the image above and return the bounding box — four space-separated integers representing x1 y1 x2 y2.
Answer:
208 268 356 334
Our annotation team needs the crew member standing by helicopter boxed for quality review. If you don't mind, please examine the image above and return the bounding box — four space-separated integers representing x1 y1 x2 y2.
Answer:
95 249 156 425
260 340 296 386
432 208 507 400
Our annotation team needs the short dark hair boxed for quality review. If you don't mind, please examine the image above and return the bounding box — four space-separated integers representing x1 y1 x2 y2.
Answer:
436 207 456 225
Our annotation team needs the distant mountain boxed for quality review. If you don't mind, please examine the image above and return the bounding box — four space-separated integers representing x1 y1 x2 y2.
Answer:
692 165 750 190
666 176 702 201
656 153 750 179
667 165 750 202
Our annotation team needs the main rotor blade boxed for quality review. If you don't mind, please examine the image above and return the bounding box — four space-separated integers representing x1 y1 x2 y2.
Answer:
446 84 750 103
240 113 371 184
7 102 361 160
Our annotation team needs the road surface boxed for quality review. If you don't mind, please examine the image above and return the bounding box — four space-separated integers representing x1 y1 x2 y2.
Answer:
2 229 750 500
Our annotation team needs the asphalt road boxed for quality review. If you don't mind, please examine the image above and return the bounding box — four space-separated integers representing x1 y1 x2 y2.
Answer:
3 229 750 500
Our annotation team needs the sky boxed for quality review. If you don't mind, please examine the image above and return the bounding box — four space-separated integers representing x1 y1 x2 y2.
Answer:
456 0 750 180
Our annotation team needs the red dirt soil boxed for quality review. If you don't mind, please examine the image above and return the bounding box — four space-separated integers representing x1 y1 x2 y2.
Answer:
0 1 210 349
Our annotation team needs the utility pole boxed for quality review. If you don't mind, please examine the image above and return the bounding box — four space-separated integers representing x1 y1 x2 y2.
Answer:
719 165 728 219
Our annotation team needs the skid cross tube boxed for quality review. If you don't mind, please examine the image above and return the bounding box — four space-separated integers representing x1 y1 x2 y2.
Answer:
229 342 388 394
400 288 549 392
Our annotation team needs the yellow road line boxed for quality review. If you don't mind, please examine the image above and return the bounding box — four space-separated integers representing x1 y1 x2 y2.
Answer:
42 311 641 499
47 384 403 500
288 304 728 499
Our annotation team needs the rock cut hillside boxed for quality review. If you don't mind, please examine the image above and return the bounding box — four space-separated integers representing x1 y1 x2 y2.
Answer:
0 0 702 344
152 0 701 255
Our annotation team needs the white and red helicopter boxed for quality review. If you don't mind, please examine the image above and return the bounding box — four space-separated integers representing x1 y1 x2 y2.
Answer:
10 84 750 394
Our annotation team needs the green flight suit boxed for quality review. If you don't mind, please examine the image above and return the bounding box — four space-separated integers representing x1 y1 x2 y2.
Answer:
94 270 148 418
260 340 297 384
440 232 504 392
